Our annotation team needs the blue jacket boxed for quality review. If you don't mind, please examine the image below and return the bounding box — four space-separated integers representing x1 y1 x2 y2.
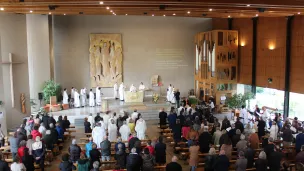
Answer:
115 142 126 152
296 133 304 151
56 126 64 140
168 113 177 128
85 142 93 158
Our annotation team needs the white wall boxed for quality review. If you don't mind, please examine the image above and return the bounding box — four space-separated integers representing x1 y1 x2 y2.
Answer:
0 14 30 132
53 15 212 97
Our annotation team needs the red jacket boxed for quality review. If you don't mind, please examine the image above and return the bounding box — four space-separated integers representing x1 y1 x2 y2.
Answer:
146 145 155 155
17 146 27 162
31 130 42 140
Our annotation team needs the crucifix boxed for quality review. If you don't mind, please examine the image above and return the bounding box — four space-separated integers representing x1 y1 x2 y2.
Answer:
0 53 23 108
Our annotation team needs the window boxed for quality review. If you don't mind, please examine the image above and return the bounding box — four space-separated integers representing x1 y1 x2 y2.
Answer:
255 87 284 112
289 92 304 121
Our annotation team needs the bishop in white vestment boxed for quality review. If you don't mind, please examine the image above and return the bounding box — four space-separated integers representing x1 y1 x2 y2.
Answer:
89 89 95 107
119 83 125 101
62 88 68 104
108 119 117 142
135 117 147 140
92 123 106 148
130 84 136 92
138 82 145 91
74 90 80 108
114 83 118 99
119 121 131 141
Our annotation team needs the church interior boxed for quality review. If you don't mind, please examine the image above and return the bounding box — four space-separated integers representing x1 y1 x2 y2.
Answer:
1 0 304 170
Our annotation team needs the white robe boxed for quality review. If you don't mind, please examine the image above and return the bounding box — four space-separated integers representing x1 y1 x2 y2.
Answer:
89 91 95 107
139 84 145 91
270 125 279 140
108 122 117 142
131 112 139 121
170 90 176 104
114 84 118 99
167 86 172 101
119 84 125 101
135 119 147 140
71 89 75 99
241 108 249 124
119 124 131 141
130 85 136 92
81 88 86 107
88 115 94 129
96 87 101 105
74 91 80 108
92 126 106 148
63 90 68 104
103 114 110 129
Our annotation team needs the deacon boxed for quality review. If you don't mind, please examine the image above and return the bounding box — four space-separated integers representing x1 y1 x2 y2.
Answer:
74 89 80 108
119 121 131 141
62 88 68 104
114 82 118 100
167 84 173 101
96 87 102 106
89 89 95 107
92 123 105 148
71 87 75 101
130 84 136 92
81 87 87 107
119 82 125 101
139 82 145 91
108 119 117 142
135 115 147 140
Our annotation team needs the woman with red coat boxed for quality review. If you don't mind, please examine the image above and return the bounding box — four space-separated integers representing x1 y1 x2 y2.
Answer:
31 125 42 141
17 140 28 162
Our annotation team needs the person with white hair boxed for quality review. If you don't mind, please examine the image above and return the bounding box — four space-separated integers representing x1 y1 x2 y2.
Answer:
255 151 267 170
204 148 217 171
92 123 106 148
236 151 248 171
108 119 118 142
38 123 46 137
126 148 143 170
135 115 147 140
32 136 45 171
165 156 182 171
91 161 100 171
213 127 222 146
119 121 131 141
236 134 247 152
269 121 279 140
129 84 136 92
100 136 111 162
68 139 81 162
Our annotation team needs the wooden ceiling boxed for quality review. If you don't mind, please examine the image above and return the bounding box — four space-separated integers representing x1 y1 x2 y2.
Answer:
0 0 304 18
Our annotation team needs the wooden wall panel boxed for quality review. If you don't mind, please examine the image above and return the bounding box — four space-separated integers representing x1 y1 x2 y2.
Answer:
290 16 304 94
232 18 253 85
256 17 286 90
212 18 228 30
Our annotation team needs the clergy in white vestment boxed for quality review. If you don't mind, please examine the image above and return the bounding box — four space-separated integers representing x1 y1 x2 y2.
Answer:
269 122 279 140
74 89 80 108
71 87 75 99
103 112 111 130
88 113 94 129
38 123 46 137
89 89 95 107
130 84 136 92
119 121 131 141
62 88 69 104
167 84 173 101
119 83 125 101
110 112 118 125
108 119 117 142
81 88 87 107
135 116 147 140
114 82 118 99
92 123 106 148
241 105 249 124
96 87 102 106
138 82 145 91
131 109 139 121
170 87 176 104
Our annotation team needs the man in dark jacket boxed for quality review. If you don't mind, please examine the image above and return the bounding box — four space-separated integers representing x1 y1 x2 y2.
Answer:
257 117 266 139
174 90 181 108
68 139 81 162
100 136 111 161
235 118 244 133
214 150 230 171
244 145 255 168
264 137 275 160
221 116 231 131
172 119 182 143
168 110 177 129
126 148 142 171
297 128 304 152
42 113 50 129
166 156 182 171
48 114 56 127
0 151 9 171
159 108 167 126
129 133 140 150
155 136 166 164
199 126 212 153
268 148 283 171
296 145 304 164
49 123 58 145
94 113 102 123
59 153 76 171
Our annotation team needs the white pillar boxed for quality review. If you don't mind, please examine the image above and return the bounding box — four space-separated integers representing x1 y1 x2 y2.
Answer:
26 14 50 105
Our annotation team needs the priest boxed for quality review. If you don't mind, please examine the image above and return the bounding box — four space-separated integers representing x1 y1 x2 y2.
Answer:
96 87 102 106
108 119 117 142
113 82 118 100
62 88 68 104
138 82 145 91
74 89 80 108
71 87 75 102
92 123 106 148
135 115 147 140
119 83 125 101
130 84 136 92
81 87 87 107
119 121 131 141
167 84 173 102
89 89 95 107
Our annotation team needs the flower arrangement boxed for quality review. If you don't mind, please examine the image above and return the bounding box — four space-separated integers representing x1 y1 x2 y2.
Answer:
153 93 159 103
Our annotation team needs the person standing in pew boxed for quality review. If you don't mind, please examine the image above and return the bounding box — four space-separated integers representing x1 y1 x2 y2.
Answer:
49 123 58 145
126 148 143 171
159 108 168 127
84 117 92 134
204 148 217 171
268 147 283 171
263 137 275 160
100 136 111 162
172 119 182 143
59 153 76 171
9 132 19 159
198 126 211 153
166 156 182 171
213 150 230 171
17 140 28 161
85 137 93 158
68 139 81 163
32 136 45 171
10 155 26 171
142 148 155 171
62 116 71 132
22 148 34 171
89 143 101 169
115 137 126 153
77 152 90 171
235 151 247 171
56 122 64 143
26 135 35 155
129 133 139 150
244 144 255 168
255 151 267 171
296 127 304 153
189 141 200 171
115 143 127 169
0 151 10 171
155 136 166 165
296 145 304 164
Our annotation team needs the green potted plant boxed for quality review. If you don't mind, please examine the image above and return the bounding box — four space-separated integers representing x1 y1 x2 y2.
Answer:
226 92 254 109
42 80 61 104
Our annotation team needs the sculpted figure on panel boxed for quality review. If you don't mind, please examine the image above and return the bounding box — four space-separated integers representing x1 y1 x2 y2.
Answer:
89 34 123 87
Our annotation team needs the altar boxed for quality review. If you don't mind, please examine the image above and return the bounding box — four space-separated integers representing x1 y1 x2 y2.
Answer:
124 91 144 102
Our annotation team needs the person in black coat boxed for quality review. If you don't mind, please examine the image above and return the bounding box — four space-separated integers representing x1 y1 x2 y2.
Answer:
22 148 35 171
155 136 166 164
126 148 143 171
263 137 275 160
115 143 127 169
172 119 182 143
84 117 92 133
166 156 182 171
221 116 231 131
168 109 177 129
94 113 102 123
177 109 185 126
257 117 266 139
0 151 9 171
42 113 50 129
235 118 244 133
89 143 101 169
62 116 71 131
59 153 75 171
199 126 212 153
128 133 140 150
48 115 56 127
268 149 283 171
214 150 230 171
159 108 168 126
244 145 255 168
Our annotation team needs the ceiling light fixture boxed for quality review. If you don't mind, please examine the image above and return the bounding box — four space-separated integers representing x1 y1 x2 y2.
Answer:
187 11 190 14
163 14 166 16
298 12 301 14
30 10 33 13
99 1 104 4
64 13 66 15
125 14 128 15
49 12 51 15
256 14 259 16
114 14 116 15
110 10 113 12
152 14 154 16
209 9 212 11
106 7 110 10
0 8 4 11
173 13 176 15
247 4 251 7
228 15 231 18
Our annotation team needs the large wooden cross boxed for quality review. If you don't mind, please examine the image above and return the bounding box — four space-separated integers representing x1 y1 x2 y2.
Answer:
0 53 23 107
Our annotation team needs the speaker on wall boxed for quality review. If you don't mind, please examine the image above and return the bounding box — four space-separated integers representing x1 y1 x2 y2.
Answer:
38 93 43 100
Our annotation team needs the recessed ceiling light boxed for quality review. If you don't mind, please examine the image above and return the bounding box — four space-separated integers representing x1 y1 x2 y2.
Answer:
256 14 259 16
30 10 33 13
247 4 251 7
49 12 51 15
187 11 190 14
64 13 66 15
298 12 301 14
152 14 154 16
110 10 113 12
228 15 231 18
106 7 110 10
0 8 4 11
173 13 176 15
163 14 166 16
114 14 116 15
125 14 128 15
99 1 104 4
209 9 212 11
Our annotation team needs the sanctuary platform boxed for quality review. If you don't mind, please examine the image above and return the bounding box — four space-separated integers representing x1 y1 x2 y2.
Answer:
50 97 173 126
